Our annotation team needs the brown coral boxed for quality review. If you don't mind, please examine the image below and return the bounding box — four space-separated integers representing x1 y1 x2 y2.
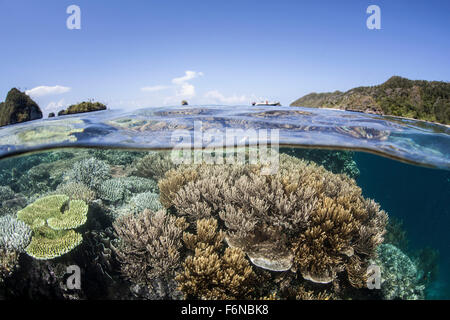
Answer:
113 209 188 286
134 152 178 182
0 248 19 283
160 153 387 286
176 218 259 300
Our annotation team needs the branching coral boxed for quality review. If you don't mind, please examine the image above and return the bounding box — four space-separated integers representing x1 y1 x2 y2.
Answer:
0 215 32 252
98 177 158 204
127 192 163 215
160 153 387 286
54 182 96 203
375 244 425 300
133 151 178 181
67 157 111 190
16 195 88 259
0 186 15 205
113 209 188 286
295 285 335 300
175 218 259 300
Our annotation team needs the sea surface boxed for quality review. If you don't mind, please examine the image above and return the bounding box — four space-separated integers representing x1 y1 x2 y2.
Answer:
0 105 448 300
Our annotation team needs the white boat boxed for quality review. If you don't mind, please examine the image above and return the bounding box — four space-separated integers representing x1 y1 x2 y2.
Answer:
252 100 281 106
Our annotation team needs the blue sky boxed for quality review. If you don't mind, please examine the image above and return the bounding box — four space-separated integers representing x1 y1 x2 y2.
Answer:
0 0 449 115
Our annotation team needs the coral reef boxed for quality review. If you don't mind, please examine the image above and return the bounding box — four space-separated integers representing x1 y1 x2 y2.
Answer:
113 209 188 287
54 182 96 203
127 192 163 215
176 218 260 300
374 244 425 300
98 177 158 204
89 149 146 166
160 153 387 285
0 215 32 252
67 157 111 190
280 147 360 179
134 152 178 181
0 88 42 127
17 195 88 259
0 186 15 204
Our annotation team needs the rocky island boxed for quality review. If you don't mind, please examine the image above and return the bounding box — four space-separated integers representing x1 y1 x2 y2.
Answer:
290 76 450 125
0 88 43 127
58 101 107 116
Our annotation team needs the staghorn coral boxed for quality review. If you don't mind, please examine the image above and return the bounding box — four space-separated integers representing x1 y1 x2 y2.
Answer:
0 186 15 204
113 209 188 286
375 244 425 300
134 151 178 181
160 153 387 284
67 157 111 190
90 149 146 166
0 215 32 252
296 285 335 300
98 176 158 204
54 182 96 203
176 218 259 300
16 195 88 259
127 192 163 215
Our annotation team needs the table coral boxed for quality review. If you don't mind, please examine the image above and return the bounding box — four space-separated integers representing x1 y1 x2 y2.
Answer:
16 195 88 259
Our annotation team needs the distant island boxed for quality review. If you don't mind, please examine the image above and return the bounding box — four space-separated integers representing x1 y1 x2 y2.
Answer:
58 101 107 116
0 88 42 127
290 76 450 125
0 87 108 127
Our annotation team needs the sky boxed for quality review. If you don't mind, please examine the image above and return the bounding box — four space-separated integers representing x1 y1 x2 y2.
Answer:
0 0 449 116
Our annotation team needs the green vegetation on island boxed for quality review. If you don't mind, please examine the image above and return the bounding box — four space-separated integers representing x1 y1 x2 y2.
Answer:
58 101 107 116
0 88 43 127
290 76 450 125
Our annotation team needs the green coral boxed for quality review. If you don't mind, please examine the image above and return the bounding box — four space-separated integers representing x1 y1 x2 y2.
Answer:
16 195 88 259
98 176 158 204
25 230 83 260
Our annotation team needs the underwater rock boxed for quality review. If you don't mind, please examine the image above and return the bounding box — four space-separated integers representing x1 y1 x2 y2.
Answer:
48 112 55 118
0 88 42 127
57 101 107 116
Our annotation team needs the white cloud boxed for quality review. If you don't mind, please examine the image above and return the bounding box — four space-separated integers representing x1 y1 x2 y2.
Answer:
204 90 251 104
44 99 66 116
178 83 196 97
172 71 203 85
25 85 71 97
141 85 170 92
